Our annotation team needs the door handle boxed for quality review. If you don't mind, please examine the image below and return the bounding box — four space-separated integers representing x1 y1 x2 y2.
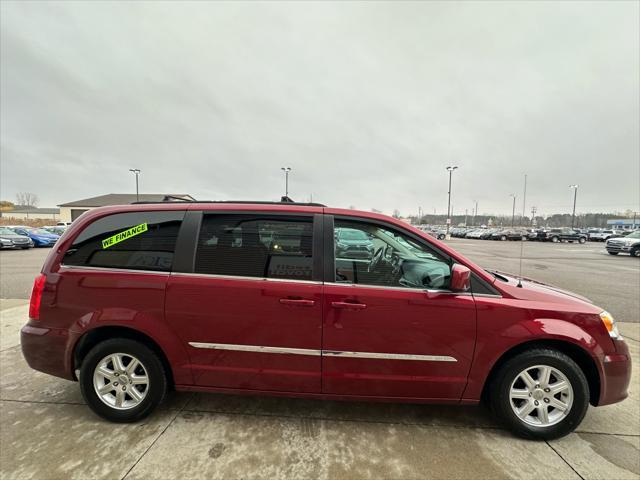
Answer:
279 298 315 307
331 301 367 310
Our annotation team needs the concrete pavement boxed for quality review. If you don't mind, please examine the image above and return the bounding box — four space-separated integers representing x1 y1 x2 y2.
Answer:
0 301 638 479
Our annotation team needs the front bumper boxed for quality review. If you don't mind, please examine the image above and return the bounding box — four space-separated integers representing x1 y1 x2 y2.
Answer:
1 244 25 249
597 339 632 406
606 243 634 253
21 323 76 381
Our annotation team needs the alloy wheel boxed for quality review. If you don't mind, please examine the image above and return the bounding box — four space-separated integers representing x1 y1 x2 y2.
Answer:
509 364 573 427
93 353 149 410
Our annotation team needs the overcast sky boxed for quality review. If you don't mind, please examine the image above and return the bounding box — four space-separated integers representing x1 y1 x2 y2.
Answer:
1 1 638 217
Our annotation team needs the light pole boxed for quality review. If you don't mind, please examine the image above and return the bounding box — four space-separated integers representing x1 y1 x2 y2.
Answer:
281 167 292 197
445 166 458 239
569 185 579 228
473 200 478 226
509 194 517 227
129 169 141 202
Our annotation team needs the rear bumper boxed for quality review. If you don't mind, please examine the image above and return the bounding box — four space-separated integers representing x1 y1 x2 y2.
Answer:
20 323 76 381
597 339 632 406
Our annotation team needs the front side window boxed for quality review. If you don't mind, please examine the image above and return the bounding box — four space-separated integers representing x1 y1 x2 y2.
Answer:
195 214 313 281
334 220 451 290
63 211 185 272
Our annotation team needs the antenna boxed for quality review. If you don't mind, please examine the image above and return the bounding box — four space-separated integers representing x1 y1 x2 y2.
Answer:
517 174 527 288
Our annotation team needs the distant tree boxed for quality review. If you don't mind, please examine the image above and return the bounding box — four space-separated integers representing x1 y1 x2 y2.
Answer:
15 192 39 208
371 208 382 214
0 201 15 211
392 209 401 219
348 205 356 210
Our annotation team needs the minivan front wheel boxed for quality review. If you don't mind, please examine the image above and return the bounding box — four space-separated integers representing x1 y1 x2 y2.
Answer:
80 338 167 422
490 349 589 440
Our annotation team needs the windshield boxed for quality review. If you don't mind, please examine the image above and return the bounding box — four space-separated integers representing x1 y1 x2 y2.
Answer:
627 231 640 239
29 228 54 235
0 228 16 235
338 229 369 241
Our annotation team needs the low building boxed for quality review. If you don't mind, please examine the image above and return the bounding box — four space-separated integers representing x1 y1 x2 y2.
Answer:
57 193 195 223
606 218 639 231
1 207 61 221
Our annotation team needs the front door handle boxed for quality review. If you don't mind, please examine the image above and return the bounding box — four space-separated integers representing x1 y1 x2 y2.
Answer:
331 301 367 310
279 298 315 307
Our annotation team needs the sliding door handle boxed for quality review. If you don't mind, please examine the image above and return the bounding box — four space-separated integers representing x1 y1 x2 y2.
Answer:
279 298 315 307
331 301 367 310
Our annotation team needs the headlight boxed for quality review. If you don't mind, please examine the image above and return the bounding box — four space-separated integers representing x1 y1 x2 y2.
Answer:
600 311 621 339
0 238 11 244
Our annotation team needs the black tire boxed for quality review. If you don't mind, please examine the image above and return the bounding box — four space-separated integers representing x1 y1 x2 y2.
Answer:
489 348 589 440
578 237 586 244
551 236 559 243
630 248 639 257
79 338 167 423
608 251 619 255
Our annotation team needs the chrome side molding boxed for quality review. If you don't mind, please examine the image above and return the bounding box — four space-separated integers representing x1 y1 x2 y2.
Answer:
188 342 457 362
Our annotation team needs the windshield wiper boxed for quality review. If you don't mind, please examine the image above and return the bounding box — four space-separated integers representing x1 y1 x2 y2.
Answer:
485 269 510 282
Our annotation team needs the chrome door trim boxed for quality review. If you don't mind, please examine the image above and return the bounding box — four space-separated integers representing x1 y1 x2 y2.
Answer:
188 342 321 356
322 350 457 362
188 342 457 362
171 272 322 285
59 265 170 276
324 281 472 296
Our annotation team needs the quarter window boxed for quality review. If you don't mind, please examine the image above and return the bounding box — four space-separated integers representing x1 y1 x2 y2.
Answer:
334 220 451 290
195 215 314 281
63 211 185 271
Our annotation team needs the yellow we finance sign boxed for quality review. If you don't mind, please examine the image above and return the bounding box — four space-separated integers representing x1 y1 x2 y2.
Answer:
102 223 148 249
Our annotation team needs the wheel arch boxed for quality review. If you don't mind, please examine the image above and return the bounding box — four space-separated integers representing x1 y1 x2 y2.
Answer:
73 326 175 389
480 339 600 406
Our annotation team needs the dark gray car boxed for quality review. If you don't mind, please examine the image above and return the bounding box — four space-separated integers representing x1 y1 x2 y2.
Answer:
335 227 375 259
0 227 33 249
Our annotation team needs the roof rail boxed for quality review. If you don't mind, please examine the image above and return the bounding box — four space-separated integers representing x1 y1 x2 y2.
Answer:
130 199 327 207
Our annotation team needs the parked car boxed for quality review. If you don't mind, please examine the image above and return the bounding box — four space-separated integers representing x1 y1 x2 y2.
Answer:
21 202 630 440
490 229 527 241
426 228 446 240
42 226 67 236
8 226 60 247
334 227 375 260
588 229 617 242
537 228 587 244
0 227 33 249
606 231 640 257
465 229 485 239
479 228 499 240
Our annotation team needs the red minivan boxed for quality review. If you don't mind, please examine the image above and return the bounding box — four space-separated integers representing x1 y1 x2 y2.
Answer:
21 201 631 439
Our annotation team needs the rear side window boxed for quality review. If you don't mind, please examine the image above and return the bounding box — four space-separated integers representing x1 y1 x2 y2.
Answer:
63 211 185 272
195 214 313 281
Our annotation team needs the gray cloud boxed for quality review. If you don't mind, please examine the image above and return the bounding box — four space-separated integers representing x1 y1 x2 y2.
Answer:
1 1 638 217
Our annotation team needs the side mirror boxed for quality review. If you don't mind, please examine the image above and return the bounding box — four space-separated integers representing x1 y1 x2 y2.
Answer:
451 264 471 292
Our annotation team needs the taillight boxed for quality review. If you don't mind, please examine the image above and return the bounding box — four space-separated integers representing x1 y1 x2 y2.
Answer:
29 274 46 320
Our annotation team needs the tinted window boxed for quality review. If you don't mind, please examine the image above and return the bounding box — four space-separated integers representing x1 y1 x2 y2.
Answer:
63 211 185 271
195 214 313 281
334 220 451 289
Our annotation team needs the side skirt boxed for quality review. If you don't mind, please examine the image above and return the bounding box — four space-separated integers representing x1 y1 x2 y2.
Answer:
174 384 479 405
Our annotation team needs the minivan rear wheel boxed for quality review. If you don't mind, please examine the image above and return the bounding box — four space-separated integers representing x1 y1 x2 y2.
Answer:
489 348 589 440
79 338 167 422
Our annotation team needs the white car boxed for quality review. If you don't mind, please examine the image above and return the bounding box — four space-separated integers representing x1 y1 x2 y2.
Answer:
589 229 617 242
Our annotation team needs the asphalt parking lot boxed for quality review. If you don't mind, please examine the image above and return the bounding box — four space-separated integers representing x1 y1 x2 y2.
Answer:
0 241 639 479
